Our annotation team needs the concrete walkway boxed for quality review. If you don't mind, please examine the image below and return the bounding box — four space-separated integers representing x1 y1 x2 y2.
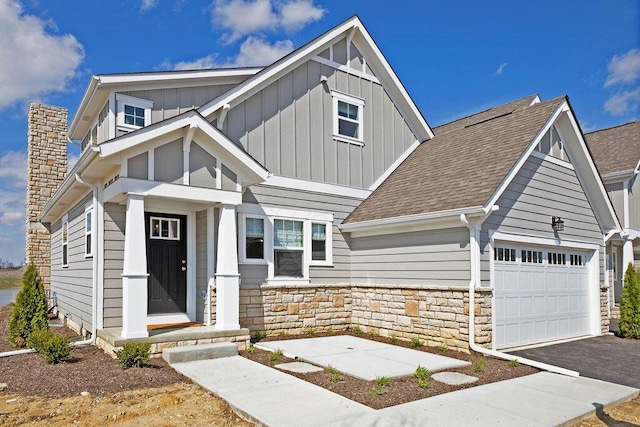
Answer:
172 355 639 426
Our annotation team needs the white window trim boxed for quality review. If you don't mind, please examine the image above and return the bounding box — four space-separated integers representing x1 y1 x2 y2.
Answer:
149 216 181 240
331 90 365 146
62 214 69 268
115 93 153 132
237 205 333 280
85 206 93 258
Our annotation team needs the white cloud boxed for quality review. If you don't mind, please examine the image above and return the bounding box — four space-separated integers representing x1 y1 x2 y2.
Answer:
67 153 80 171
0 0 85 110
494 62 508 76
604 87 640 116
279 0 325 31
211 0 324 43
141 0 159 11
605 48 640 87
0 151 27 188
172 36 293 69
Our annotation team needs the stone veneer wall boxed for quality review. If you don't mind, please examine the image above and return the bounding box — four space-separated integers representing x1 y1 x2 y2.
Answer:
229 283 492 352
600 285 610 333
26 103 68 287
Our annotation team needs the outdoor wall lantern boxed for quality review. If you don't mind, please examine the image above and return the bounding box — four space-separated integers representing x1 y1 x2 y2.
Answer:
551 216 564 232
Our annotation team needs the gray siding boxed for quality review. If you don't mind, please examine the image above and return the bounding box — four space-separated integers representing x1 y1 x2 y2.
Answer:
350 228 471 286
154 139 183 184
606 181 625 227
50 192 94 333
98 102 109 143
220 57 417 188
221 164 237 191
196 210 208 323
629 176 640 230
190 143 217 189
103 203 125 328
481 155 604 285
241 184 364 284
121 84 237 125
128 152 148 180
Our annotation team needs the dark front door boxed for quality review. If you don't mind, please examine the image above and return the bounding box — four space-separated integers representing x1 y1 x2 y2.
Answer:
145 212 187 314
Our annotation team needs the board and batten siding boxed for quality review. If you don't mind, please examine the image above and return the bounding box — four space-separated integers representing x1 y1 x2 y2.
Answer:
103 202 125 328
241 184 364 284
50 192 94 333
220 58 417 189
628 176 640 230
349 227 471 287
481 155 605 286
196 210 208 323
606 181 625 228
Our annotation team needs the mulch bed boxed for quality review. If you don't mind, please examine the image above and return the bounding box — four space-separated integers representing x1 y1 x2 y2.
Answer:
241 331 538 409
0 305 184 398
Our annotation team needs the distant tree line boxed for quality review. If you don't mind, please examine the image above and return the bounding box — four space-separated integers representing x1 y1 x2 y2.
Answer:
0 259 24 269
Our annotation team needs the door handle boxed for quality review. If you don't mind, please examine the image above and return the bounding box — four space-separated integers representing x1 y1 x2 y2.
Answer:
181 266 187 272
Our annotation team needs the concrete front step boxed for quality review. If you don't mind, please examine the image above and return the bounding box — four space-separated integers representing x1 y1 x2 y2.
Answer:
163 342 238 364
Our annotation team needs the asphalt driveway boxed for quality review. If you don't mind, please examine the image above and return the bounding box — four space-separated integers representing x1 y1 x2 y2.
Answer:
510 335 640 389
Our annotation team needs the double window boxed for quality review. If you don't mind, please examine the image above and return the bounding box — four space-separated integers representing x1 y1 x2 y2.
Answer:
332 91 365 145
116 94 153 132
239 207 333 281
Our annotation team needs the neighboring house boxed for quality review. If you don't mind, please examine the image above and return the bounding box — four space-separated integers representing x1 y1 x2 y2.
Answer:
585 121 640 304
27 16 619 354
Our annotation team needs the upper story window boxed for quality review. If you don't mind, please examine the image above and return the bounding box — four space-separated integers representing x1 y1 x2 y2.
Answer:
116 94 153 133
332 90 365 145
85 206 93 258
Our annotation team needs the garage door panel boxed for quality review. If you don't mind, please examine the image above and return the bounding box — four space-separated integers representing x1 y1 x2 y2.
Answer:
495 244 592 349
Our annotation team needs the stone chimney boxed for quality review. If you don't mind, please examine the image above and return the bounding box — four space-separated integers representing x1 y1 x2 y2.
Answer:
26 103 68 287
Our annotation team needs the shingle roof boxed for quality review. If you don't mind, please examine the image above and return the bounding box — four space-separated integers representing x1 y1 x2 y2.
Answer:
344 96 565 224
585 121 640 176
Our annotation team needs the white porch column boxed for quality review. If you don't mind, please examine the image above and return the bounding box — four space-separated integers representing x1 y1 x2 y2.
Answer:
622 237 635 273
121 194 149 339
215 204 240 330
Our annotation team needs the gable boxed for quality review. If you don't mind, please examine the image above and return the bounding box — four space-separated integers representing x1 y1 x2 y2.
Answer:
218 47 418 188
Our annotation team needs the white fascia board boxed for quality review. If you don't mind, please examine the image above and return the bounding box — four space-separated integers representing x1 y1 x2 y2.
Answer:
263 175 371 199
96 68 261 86
602 169 635 184
490 230 600 251
369 140 420 191
68 76 101 139
104 177 242 205
340 206 485 237
198 18 359 119
483 100 568 212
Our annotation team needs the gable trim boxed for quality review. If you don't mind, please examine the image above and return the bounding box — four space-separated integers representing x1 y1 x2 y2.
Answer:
530 150 574 170
311 55 380 83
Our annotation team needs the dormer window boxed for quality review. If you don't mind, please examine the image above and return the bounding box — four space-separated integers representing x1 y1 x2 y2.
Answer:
116 94 153 132
332 91 365 145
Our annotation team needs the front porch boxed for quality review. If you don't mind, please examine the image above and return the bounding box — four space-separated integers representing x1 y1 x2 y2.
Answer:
96 324 250 357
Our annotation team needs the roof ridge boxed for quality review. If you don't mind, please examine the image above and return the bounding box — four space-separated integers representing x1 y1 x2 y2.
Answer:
434 94 538 130
585 120 640 136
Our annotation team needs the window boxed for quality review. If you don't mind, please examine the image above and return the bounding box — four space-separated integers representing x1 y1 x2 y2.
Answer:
311 223 327 261
85 207 93 257
273 219 304 277
332 91 365 144
62 217 69 267
116 94 153 132
570 254 585 266
494 247 516 262
548 252 566 265
245 218 264 259
150 217 180 240
521 250 543 264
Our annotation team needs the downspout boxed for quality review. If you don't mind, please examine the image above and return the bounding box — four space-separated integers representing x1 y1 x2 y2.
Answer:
71 173 99 347
460 213 579 377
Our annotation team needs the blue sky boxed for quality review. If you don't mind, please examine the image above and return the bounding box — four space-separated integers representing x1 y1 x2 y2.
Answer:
0 0 638 264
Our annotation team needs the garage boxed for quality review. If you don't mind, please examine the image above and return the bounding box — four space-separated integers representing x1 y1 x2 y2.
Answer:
493 244 593 349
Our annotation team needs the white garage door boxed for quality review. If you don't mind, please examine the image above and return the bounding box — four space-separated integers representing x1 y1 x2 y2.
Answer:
494 245 592 349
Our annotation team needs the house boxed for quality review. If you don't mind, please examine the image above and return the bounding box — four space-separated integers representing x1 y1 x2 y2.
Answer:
26 16 619 355
585 121 640 305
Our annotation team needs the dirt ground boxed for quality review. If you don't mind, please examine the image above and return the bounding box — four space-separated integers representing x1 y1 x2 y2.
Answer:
575 395 640 426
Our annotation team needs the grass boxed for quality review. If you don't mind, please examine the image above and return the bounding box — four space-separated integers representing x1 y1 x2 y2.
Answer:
0 277 22 289
371 376 391 397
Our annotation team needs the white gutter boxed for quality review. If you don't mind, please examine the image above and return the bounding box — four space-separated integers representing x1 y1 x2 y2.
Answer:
459 213 579 377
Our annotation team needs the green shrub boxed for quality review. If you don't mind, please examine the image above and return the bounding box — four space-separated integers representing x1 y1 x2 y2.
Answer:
474 359 487 372
268 348 283 362
390 335 398 344
115 342 151 368
253 331 266 341
509 358 519 368
305 327 316 336
437 343 448 352
414 365 431 389
8 264 48 347
327 365 344 382
247 344 257 354
410 338 423 348
352 325 363 335
619 263 640 339
26 329 71 364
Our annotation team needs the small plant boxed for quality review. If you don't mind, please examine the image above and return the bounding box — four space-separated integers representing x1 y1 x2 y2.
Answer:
26 329 71 364
305 327 316 336
370 386 384 397
253 331 266 341
437 343 448 352
327 327 334 334
509 358 519 368
375 376 390 387
390 335 398 344
247 344 257 354
474 359 487 372
352 325 363 335
619 263 640 339
326 365 344 383
268 348 283 362
369 330 379 338
8 264 49 347
414 365 431 389
115 342 151 368
410 338 423 348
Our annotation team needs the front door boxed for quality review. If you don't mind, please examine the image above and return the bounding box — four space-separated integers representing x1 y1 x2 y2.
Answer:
145 213 187 314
